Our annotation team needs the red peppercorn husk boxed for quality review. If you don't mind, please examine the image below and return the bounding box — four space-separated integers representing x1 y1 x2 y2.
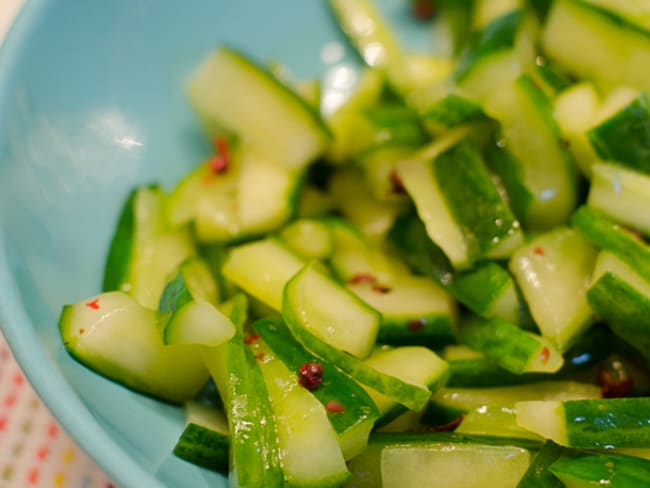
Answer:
299 362 324 391
598 357 634 398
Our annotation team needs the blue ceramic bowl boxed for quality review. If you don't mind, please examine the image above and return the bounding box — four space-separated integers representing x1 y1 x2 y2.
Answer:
0 1 435 486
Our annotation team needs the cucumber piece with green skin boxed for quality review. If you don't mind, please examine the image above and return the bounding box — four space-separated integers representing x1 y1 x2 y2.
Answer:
218 303 284 488
327 167 408 242
347 275 456 346
552 81 602 179
473 0 520 30
485 75 578 230
434 140 524 260
346 432 540 488
587 92 650 174
103 186 196 309
362 346 450 427
517 440 576 488
281 263 380 359
221 237 305 311
588 272 650 361
455 10 522 84
421 93 486 133
323 68 385 163
253 318 380 460
447 325 614 387
387 212 528 326
326 217 408 284
200 294 249 399
380 444 530 488
459 317 564 374
355 145 417 203
250 337 350 487
58 292 209 404
550 453 650 488
516 398 650 448
588 163 650 235
282 266 432 412
571 206 650 282
187 47 330 171
430 381 600 434
542 0 650 93
509 227 598 352
193 149 304 244
158 270 234 347
396 157 471 269
278 219 333 260
173 402 230 473
328 0 402 70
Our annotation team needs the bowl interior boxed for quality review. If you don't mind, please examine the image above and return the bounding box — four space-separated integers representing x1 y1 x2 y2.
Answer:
0 1 435 486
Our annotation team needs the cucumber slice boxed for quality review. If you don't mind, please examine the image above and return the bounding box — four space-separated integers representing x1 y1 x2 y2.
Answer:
187 47 330 171
158 271 234 347
346 432 540 488
347 275 456 346
282 263 380 359
460 318 564 374
509 227 598 352
362 346 449 426
421 93 485 133
279 219 333 260
328 167 407 242
221 237 305 311
173 402 230 473
485 75 578 230
550 453 650 488
252 339 350 487
572 206 650 282
328 0 402 69
542 0 650 93
220 307 284 487
517 440 575 488
103 186 196 309
253 318 380 460
380 442 530 488
588 163 650 235
552 81 602 178
59 292 209 404
587 91 650 174
356 145 417 204
588 272 650 361
516 398 650 449
396 157 470 269
433 140 524 260
283 266 432 412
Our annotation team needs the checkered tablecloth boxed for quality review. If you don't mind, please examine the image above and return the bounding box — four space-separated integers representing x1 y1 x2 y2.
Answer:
0 2 116 487
0 335 115 488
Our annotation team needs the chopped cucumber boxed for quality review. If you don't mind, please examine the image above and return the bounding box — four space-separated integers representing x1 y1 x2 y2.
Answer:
188 47 330 170
550 452 650 488
59 292 209 403
509 227 598 352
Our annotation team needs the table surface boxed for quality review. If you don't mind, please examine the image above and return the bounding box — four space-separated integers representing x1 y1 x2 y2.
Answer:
1 2 117 487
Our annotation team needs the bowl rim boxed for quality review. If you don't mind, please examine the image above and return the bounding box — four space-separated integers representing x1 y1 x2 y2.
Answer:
0 1 170 487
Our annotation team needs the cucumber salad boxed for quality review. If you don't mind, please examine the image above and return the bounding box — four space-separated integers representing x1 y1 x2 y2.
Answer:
58 1 650 486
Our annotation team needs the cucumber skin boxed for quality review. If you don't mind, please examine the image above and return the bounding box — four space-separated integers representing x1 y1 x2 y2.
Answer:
422 94 485 129
550 452 650 488
572 206 650 283
563 398 650 449
103 187 138 292
517 440 576 488
455 11 522 83
159 272 193 314
460 318 561 375
434 140 520 258
588 273 650 360
252 318 380 441
451 261 514 316
224 318 284 487
172 422 229 473
376 315 455 347
587 92 650 174
282 271 432 412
